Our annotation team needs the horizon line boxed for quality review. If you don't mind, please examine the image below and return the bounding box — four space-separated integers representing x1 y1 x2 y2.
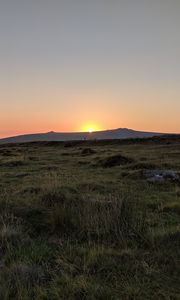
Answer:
1 127 179 140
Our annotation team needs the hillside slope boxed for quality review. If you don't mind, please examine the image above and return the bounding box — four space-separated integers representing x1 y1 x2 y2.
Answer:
0 128 164 144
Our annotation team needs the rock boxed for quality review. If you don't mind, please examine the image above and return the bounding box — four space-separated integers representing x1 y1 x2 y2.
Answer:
144 170 179 182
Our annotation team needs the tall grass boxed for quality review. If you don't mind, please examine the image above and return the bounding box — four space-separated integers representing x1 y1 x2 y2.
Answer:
0 140 179 299
41 188 147 244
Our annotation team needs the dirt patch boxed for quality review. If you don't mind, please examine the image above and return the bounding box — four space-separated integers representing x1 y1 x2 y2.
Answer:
99 154 134 168
40 165 59 171
81 148 96 156
21 187 42 194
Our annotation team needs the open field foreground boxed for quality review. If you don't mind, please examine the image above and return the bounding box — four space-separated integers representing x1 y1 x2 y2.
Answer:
0 137 180 300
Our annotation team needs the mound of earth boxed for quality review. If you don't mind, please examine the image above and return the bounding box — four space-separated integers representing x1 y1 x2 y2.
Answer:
100 154 133 168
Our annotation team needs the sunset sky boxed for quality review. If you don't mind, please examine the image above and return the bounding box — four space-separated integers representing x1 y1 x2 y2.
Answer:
0 0 180 138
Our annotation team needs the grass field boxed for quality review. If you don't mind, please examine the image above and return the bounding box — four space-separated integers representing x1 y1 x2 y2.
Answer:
0 137 179 299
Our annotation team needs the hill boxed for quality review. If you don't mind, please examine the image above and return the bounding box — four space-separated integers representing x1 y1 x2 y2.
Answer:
0 128 165 144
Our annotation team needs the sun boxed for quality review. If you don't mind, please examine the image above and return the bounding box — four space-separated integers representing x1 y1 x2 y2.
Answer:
88 128 93 133
80 123 101 133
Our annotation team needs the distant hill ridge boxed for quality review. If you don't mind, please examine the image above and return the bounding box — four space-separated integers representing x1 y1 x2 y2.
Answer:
0 128 169 144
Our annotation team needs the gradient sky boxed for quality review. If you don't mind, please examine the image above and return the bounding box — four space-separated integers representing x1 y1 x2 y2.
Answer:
0 0 180 137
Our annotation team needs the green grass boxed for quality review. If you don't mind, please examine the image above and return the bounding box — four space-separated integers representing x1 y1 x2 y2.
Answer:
0 137 179 299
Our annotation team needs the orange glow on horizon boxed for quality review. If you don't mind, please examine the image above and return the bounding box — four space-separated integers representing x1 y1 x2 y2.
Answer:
80 123 102 133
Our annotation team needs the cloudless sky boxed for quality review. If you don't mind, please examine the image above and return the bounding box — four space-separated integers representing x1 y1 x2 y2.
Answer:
0 0 180 137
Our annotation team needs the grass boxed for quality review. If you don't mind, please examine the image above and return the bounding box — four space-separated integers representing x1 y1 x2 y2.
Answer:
0 137 179 299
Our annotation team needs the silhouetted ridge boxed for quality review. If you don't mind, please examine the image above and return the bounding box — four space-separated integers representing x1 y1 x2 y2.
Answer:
0 128 173 144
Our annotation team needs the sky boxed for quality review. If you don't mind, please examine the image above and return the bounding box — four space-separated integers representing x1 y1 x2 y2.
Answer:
0 0 180 137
